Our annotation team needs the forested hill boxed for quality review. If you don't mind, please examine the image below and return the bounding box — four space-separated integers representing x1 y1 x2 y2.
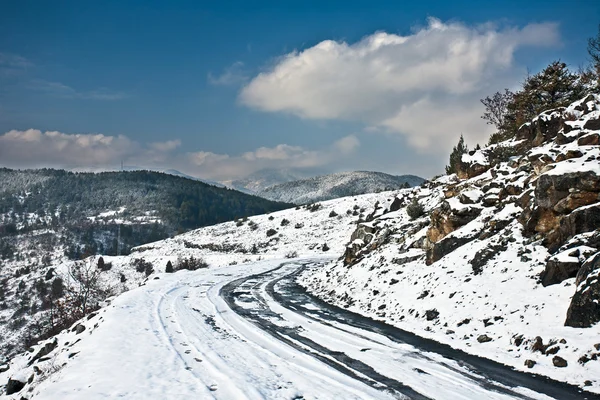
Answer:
0 168 291 257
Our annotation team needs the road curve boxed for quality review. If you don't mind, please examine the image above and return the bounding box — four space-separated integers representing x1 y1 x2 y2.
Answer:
220 260 600 400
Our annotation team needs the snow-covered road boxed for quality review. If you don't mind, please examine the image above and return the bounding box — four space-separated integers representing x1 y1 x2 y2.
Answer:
30 259 598 399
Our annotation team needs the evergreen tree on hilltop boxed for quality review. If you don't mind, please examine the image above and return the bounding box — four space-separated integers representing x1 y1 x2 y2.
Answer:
504 61 586 133
445 134 468 175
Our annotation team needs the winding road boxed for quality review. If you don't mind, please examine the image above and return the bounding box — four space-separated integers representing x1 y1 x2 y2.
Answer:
33 259 600 399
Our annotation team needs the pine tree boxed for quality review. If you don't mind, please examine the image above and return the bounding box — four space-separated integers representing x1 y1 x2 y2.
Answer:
445 135 468 175
165 260 174 273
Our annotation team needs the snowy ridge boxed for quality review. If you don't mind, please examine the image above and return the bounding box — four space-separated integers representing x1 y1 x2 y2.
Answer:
258 170 424 204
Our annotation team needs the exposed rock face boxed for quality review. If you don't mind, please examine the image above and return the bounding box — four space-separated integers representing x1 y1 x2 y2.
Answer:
27 339 57 366
540 258 581 287
5 378 25 395
426 201 481 244
565 253 600 328
344 223 377 266
516 110 565 147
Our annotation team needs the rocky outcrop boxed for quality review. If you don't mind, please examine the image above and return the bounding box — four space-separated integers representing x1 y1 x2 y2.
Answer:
5 377 25 395
540 257 581 287
565 253 600 328
426 201 481 244
516 109 565 148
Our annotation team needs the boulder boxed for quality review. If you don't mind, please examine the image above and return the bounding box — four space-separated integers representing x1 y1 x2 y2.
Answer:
477 334 493 343
5 378 25 395
426 201 481 244
426 233 477 265
28 339 57 366
553 192 599 214
535 172 600 210
552 356 568 368
540 258 581 287
548 204 600 252
565 253 600 328
524 359 536 368
578 132 600 146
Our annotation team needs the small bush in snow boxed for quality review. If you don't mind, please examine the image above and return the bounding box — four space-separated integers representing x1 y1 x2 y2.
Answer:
322 243 330 252
308 203 322 212
266 228 278 237
268 215 274 220
406 198 424 220
294 222 304 229
285 251 298 259
280 218 290 226
176 256 208 271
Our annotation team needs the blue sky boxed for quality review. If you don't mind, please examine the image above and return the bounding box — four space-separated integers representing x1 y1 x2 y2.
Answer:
0 1 599 180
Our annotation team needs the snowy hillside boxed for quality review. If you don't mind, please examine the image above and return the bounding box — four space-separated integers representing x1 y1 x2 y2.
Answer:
257 170 424 204
300 94 600 392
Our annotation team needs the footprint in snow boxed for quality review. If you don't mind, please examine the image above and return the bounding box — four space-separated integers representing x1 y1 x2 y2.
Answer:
208 384 218 391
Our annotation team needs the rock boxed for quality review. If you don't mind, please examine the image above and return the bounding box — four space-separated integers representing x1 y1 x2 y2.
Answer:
545 346 560 355
28 339 57 366
583 118 600 131
535 172 600 210
456 158 490 180
425 309 439 321
540 258 581 287
530 154 555 175
553 191 599 214
426 233 477 265
555 150 583 162
578 132 600 146
565 253 600 327
73 324 86 334
471 243 507 275
548 204 600 252
524 359 536 368
0 365 8 373
427 201 482 243
477 334 493 343
552 356 568 368
5 378 26 395
531 336 547 353
389 197 403 212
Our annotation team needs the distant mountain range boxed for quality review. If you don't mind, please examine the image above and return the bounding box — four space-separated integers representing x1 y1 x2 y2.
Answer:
256 171 425 204
221 168 313 193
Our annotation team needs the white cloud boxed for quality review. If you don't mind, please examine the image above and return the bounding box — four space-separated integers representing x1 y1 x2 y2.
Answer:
333 135 360 154
239 18 560 152
149 139 181 152
208 61 248 86
0 129 137 168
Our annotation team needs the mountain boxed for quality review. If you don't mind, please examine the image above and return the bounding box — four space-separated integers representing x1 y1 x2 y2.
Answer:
161 169 225 188
1 95 600 397
257 170 425 204
222 168 312 193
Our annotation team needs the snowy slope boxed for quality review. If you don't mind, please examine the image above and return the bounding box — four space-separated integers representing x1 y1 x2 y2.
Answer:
299 94 600 392
257 170 425 204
